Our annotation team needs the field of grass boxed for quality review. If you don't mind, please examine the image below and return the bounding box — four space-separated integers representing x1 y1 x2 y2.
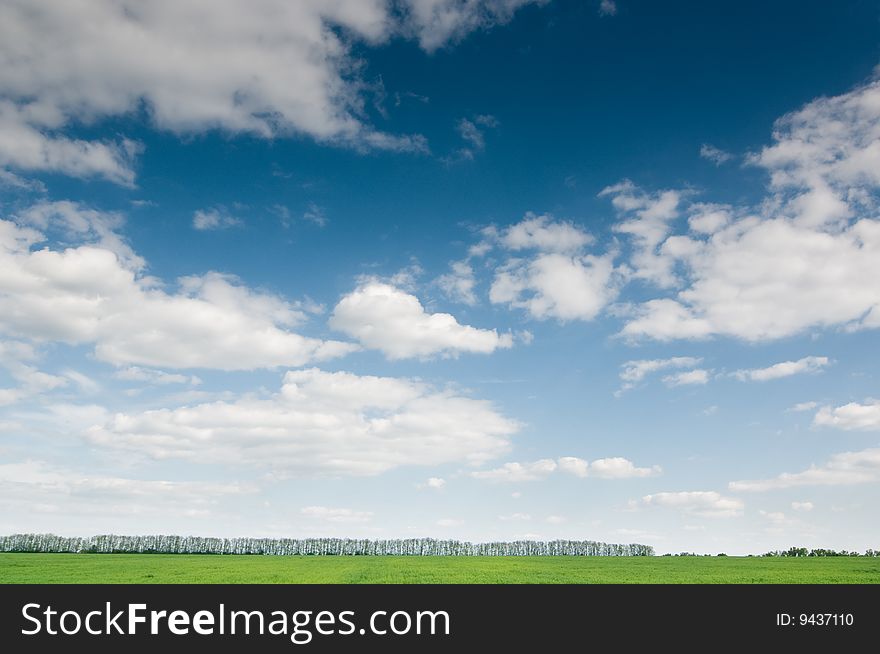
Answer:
2 553 880 583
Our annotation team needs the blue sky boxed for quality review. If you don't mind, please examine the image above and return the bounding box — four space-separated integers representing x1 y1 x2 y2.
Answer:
2 0 880 554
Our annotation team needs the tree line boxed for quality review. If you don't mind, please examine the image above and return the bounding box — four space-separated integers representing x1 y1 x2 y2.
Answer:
0 533 654 556
762 547 880 557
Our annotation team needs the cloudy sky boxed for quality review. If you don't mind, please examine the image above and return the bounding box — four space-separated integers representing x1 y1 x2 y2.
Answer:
1 0 880 554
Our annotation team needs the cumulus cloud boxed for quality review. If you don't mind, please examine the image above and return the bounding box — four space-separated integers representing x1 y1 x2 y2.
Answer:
0 104 141 185
85 368 517 477
15 200 144 269
489 214 617 321
471 459 557 482
687 203 732 235
559 456 661 479
473 456 659 482
0 210 355 370
791 501 814 512
486 214 619 321
441 213 619 320
618 80 880 342
499 214 593 253
733 356 830 382
729 447 880 491
638 491 744 518
813 399 880 431
329 280 512 359
601 180 684 288
0 1 542 183
421 477 446 490
490 252 618 321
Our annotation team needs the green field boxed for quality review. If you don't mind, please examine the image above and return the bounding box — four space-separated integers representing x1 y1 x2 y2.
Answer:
2 554 879 583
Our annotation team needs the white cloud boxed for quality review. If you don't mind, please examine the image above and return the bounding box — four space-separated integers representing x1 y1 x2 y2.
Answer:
0 103 140 185
791 501 814 512
0 1 543 183
193 207 242 231
16 200 144 269
639 491 744 518
556 456 590 478
662 369 709 387
436 260 478 305
0 168 46 192
500 214 593 253
0 339 68 405
490 253 618 321
729 447 880 491
479 214 620 322
558 455 660 479
813 399 880 431
423 476 446 490
0 211 355 370
401 0 543 51
620 298 712 340
601 180 684 287
598 0 617 17
471 459 557 482
444 215 619 321
587 457 661 479
687 203 732 235
86 368 517 476
3 1 551 183
475 456 659 482
699 143 733 165
300 506 373 523
329 281 512 359
114 367 201 386
733 356 830 382
619 80 880 342
618 356 702 392
752 79 880 195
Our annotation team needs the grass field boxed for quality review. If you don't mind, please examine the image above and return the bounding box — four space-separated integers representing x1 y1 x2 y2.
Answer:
2 553 880 583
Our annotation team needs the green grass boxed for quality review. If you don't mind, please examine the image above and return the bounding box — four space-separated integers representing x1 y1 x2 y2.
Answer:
2 553 880 583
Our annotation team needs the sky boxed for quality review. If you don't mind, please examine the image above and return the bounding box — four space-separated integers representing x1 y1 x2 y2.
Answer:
1 0 880 555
